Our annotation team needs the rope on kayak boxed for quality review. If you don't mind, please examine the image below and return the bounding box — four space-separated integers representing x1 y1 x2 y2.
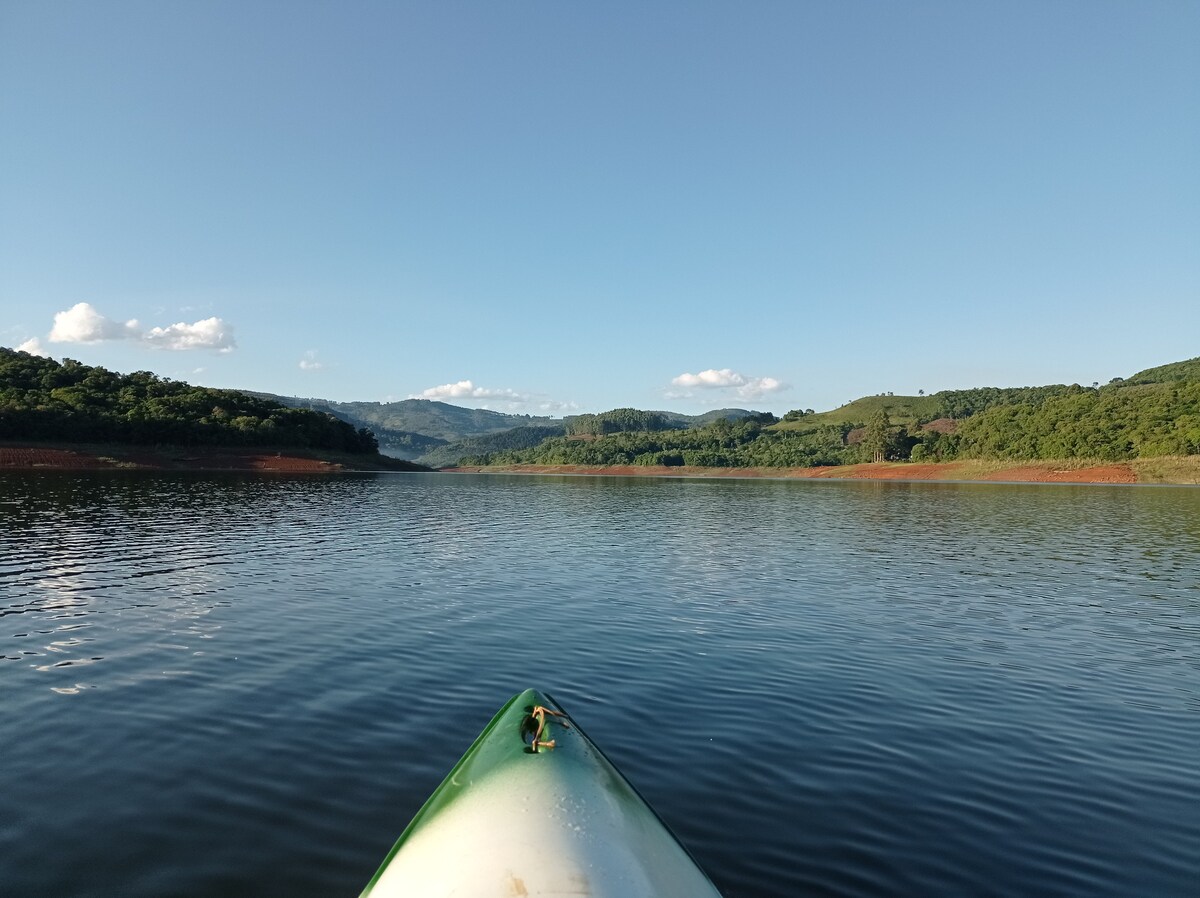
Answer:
525 704 569 752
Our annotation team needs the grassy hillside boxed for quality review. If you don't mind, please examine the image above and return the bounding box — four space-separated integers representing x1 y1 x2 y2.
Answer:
775 395 942 431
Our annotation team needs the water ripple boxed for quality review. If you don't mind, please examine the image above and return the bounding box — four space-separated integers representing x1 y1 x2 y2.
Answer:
1 473 1198 896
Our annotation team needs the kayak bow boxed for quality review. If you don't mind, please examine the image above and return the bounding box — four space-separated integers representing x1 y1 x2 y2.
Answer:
360 688 722 897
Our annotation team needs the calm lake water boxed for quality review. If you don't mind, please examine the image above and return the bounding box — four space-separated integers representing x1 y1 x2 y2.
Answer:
1 471 1198 897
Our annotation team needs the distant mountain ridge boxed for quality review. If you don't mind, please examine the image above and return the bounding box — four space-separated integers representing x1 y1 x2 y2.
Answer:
252 392 762 461
246 393 557 457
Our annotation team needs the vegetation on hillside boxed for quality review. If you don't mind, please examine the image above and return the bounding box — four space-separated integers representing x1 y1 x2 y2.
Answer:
564 408 682 436
255 393 555 444
375 430 448 459
951 382 1200 460
458 412 866 468
1124 357 1200 385
428 410 761 467
463 359 1200 468
417 425 567 468
8 345 1197 470
776 394 942 429
0 348 379 452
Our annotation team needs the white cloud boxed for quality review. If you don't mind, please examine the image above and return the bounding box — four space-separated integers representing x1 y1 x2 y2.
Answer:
41 302 236 352
143 317 235 352
410 380 578 416
49 303 140 343
299 350 325 371
17 337 48 357
735 378 787 400
414 380 526 402
672 368 747 389
670 368 788 401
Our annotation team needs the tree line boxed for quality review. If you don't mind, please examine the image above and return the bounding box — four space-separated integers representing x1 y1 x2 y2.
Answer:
0 348 379 453
563 408 681 436
461 376 1200 469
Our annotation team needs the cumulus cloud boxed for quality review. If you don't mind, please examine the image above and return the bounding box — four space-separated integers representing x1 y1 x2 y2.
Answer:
17 337 48 357
41 302 236 352
673 368 746 389
49 303 140 343
143 317 235 352
414 380 526 402
410 380 579 415
671 368 788 401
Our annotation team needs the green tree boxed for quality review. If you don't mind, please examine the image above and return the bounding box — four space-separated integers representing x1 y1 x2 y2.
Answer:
863 410 891 463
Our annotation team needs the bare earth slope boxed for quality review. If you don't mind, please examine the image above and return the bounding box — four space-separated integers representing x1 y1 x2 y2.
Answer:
447 458 1200 485
0 444 427 473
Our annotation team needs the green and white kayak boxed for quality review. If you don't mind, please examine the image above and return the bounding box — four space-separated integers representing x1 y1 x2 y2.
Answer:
360 688 723 897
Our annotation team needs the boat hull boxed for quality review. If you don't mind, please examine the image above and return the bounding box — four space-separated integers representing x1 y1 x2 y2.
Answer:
360 688 722 897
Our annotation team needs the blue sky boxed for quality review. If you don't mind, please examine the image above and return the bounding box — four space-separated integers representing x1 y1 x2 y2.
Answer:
2 2 1197 417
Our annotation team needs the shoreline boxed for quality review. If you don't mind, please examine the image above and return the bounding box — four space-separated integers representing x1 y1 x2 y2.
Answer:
0 443 427 474
446 457 1200 485
4 442 1197 483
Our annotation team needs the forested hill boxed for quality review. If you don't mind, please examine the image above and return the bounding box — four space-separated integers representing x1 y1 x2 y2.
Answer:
562 407 759 435
255 394 763 461
250 392 555 445
7 345 1196 468
1125 357 1200 385
460 358 1200 469
419 408 764 466
417 425 568 469
0 348 379 452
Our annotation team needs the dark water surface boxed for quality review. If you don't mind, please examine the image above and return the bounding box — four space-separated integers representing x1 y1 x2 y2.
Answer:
2 472 1198 897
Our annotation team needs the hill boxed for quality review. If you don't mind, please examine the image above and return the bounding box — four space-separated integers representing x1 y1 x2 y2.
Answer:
420 409 762 468
417 425 568 468
1125 357 1200 385
9 346 1196 471
461 356 1200 469
656 408 762 427
253 395 767 463
775 394 942 431
0 348 380 454
249 393 557 457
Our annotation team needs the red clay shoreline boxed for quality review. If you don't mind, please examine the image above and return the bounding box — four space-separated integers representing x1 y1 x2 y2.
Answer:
5 444 1195 484
445 461 1142 484
0 444 422 473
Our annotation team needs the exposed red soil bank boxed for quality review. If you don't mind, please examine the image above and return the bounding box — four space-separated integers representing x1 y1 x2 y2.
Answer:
0 445 1154 482
446 461 1141 484
0 447 113 469
980 464 1136 484
0 445 413 473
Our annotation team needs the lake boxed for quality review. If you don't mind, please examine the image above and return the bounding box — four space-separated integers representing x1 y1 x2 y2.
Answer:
1 471 1198 897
